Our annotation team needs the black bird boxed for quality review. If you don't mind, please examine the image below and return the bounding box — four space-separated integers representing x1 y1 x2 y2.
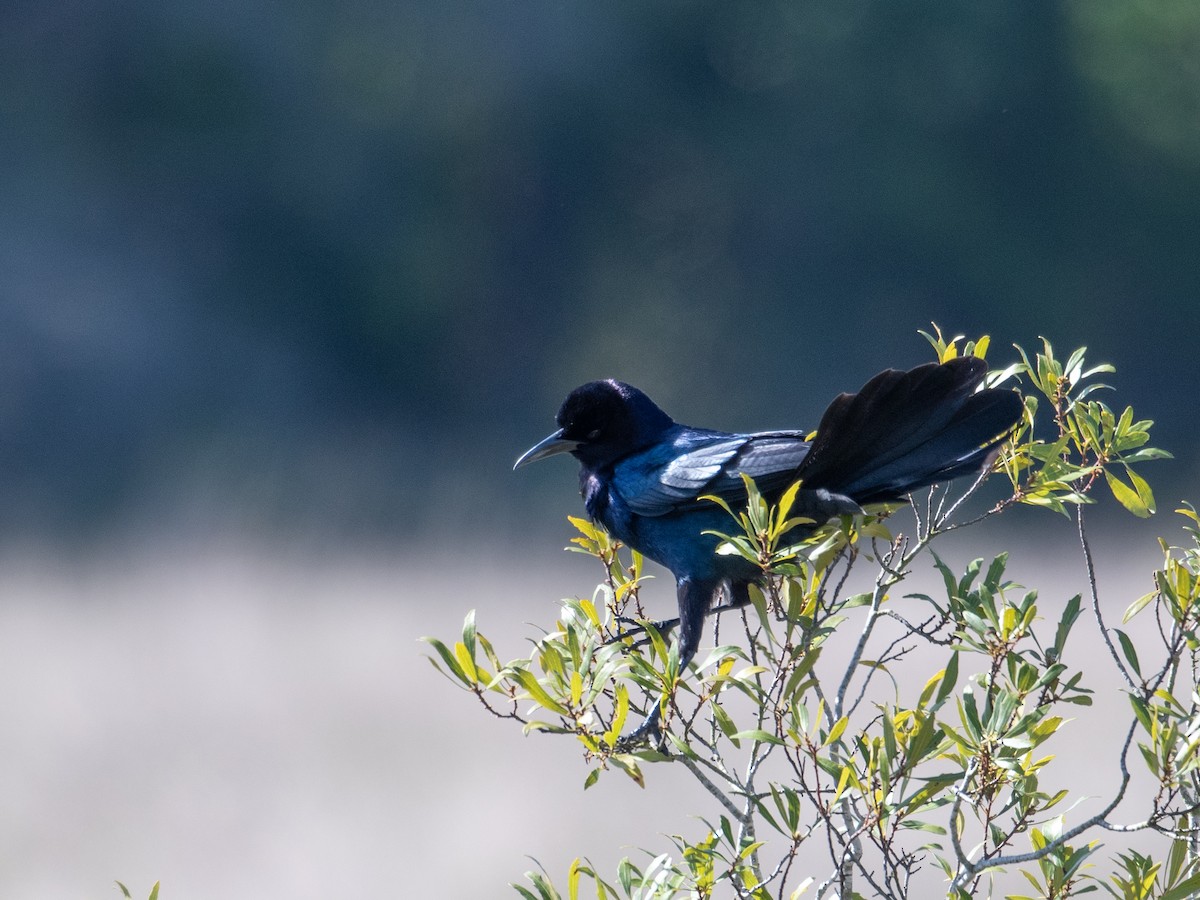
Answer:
515 357 1023 738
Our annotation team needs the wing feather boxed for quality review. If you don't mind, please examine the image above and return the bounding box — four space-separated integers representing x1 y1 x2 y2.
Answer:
620 431 811 517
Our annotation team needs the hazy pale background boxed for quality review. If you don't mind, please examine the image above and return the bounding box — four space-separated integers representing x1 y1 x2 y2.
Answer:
2 1 1199 897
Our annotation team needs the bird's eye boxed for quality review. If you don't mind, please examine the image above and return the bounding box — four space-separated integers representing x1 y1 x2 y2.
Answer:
586 428 602 441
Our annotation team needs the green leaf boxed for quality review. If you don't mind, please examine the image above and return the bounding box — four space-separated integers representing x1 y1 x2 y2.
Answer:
776 479 802 524
1114 629 1142 677
1121 447 1172 464
1123 590 1157 623
836 591 872 611
462 609 477 659
606 683 629 746
826 716 849 746
566 859 580 900
1124 466 1157 515
1130 695 1152 733
712 702 740 745
699 493 736 519
617 859 634 895
513 669 570 715
903 773 960 810
833 766 853 804
420 636 468 684
641 621 670 667
1051 594 1082 657
1105 470 1151 518
783 648 821 703
610 754 645 788
984 553 1009 589
568 515 600 540
454 641 478 683
960 691 982 742
1162 873 1200 900
731 729 784 746
935 653 960 710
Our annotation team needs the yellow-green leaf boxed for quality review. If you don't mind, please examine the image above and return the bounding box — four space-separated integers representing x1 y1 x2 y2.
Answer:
826 715 849 746
513 669 569 715
1124 590 1157 623
1125 466 1157 515
1105 470 1151 517
453 641 477 682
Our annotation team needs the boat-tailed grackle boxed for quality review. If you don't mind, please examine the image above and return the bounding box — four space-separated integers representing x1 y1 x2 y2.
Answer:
515 357 1023 742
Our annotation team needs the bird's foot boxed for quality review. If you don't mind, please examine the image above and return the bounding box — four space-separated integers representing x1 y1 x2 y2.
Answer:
607 597 749 650
613 708 666 753
606 617 676 648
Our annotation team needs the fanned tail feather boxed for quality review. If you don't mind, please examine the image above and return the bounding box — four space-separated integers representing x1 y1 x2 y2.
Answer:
796 357 1023 506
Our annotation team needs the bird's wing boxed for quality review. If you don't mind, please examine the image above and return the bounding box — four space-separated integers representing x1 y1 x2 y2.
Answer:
704 431 813 500
620 430 812 517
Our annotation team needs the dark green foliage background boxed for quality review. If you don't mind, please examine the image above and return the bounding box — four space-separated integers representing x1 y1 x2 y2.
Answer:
4 1 1198 540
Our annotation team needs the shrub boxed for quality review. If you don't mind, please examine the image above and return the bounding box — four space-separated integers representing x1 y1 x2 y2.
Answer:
426 330 1200 899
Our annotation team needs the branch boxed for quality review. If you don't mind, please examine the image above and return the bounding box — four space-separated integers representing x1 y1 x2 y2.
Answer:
950 714 1140 888
835 543 895 718
1078 507 1139 691
676 754 743 822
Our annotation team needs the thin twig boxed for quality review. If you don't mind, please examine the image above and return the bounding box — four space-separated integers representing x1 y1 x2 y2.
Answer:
1078 507 1138 690
677 754 743 822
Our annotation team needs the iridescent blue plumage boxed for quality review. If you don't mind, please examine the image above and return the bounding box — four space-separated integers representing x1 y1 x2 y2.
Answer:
516 357 1023 741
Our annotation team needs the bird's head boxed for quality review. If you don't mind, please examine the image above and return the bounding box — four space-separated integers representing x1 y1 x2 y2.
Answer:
514 379 673 470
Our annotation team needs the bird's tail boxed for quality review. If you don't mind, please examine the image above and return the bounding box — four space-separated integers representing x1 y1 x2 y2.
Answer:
795 357 1023 506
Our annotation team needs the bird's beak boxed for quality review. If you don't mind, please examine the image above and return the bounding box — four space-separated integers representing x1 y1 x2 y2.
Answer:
513 428 581 470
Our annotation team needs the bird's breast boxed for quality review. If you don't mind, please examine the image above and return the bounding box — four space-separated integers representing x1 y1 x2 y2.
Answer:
580 471 607 519
580 470 643 548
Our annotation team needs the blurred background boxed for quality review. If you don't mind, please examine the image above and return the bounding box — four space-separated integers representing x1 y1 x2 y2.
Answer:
1 1 1198 897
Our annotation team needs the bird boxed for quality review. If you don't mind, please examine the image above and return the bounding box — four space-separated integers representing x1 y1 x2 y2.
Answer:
515 356 1023 741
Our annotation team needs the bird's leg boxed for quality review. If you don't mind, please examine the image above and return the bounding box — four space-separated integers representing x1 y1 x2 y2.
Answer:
727 580 752 610
616 702 663 750
607 581 753 648
617 578 717 747
674 576 712 671
611 615 678 647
